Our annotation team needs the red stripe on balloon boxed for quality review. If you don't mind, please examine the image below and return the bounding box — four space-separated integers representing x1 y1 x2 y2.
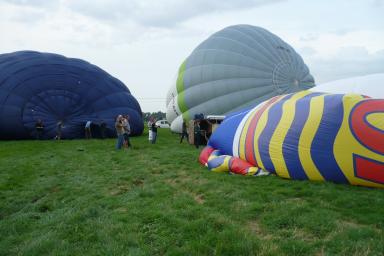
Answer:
354 154 384 184
350 99 384 155
229 157 254 175
245 96 282 166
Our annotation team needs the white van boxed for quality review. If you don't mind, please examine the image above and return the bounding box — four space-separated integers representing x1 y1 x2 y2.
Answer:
155 120 170 128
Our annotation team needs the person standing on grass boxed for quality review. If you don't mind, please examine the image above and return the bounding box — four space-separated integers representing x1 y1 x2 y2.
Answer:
85 120 92 139
55 120 63 140
150 118 158 144
180 120 188 143
115 115 125 149
35 119 44 140
148 117 154 142
122 115 132 148
194 120 201 149
100 120 107 139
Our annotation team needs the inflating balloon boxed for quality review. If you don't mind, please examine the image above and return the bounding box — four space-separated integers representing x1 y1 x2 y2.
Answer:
200 91 384 188
166 24 315 132
0 51 144 139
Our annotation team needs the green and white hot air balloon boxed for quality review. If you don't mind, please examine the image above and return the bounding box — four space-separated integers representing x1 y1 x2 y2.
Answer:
166 24 315 132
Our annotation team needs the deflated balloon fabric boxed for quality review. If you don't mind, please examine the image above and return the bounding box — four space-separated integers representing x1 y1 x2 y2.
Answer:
199 91 384 188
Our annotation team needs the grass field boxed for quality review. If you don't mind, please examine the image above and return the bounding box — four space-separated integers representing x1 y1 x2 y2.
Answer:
0 128 383 255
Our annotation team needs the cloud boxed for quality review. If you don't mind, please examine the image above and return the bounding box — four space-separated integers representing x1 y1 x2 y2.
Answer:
0 0 61 24
300 33 319 42
328 28 356 36
65 0 284 27
5 5 46 23
305 47 384 83
372 0 384 7
0 0 59 8
297 46 317 56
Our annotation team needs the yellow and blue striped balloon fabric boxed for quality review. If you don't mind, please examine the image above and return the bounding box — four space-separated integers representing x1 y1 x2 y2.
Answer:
235 92 384 188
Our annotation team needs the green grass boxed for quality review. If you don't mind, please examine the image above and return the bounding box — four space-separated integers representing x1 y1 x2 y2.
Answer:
0 129 383 255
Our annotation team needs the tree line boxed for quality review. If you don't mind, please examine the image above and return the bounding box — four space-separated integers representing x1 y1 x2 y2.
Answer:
142 111 166 122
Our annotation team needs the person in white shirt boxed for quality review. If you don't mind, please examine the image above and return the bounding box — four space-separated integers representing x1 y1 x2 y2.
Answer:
122 115 132 148
85 120 92 139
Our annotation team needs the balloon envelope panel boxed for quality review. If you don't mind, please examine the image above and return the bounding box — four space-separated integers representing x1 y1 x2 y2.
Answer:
166 24 315 132
0 51 143 139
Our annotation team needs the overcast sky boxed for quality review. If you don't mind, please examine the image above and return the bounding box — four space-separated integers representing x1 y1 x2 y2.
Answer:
1 0 383 112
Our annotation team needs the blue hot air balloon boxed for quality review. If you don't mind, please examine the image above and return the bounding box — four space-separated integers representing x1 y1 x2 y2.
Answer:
0 51 143 139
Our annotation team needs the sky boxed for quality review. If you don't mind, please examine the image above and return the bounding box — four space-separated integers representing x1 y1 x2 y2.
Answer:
0 0 383 112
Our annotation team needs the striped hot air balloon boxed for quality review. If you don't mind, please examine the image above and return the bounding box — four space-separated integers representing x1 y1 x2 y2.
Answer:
200 91 384 188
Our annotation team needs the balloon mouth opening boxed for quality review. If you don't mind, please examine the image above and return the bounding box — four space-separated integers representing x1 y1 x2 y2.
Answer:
272 62 304 93
21 89 88 138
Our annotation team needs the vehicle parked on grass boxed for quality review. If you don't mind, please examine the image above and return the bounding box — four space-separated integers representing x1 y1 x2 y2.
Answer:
187 115 225 145
155 120 170 128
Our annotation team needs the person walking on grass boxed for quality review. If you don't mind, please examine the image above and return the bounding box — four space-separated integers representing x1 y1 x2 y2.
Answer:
35 119 44 140
100 120 107 139
180 120 188 143
85 120 92 139
55 120 63 140
148 117 154 142
122 115 132 148
194 120 201 149
150 118 158 144
115 115 125 150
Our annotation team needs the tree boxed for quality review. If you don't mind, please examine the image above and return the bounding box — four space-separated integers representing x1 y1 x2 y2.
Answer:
143 111 166 122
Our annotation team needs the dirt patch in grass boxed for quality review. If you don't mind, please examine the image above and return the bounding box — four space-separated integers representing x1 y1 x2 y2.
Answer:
248 220 262 234
292 228 317 242
109 183 131 196
338 220 381 233
165 175 206 204
247 220 274 241
193 193 205 204
339 220 364 229
165 174 207 188
315 247 326 256
114 207 129 213
133 179 144 187
50 186 60 193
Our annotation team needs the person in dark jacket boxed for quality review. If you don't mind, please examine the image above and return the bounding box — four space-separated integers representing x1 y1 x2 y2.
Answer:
194 120 201 149
150 119 158 144
35 119 44 139
180 121 188 143
100 120 107 139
